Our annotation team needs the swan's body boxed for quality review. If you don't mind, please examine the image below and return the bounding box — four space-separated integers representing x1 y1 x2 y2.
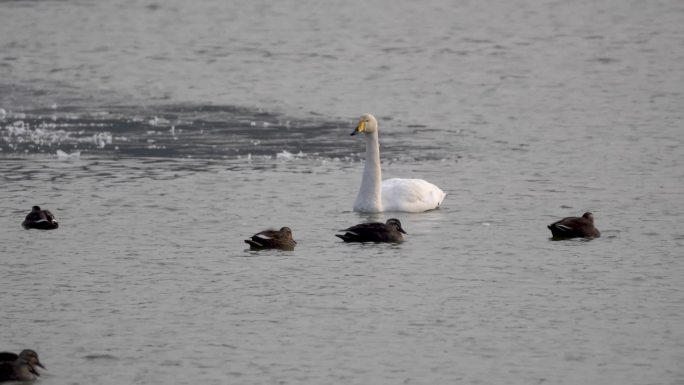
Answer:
351 113 446 213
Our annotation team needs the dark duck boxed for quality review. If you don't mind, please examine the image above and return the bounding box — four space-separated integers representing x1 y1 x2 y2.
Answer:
0 349 46 382
22 206 59 230
336 218 407 243
548 212 600 239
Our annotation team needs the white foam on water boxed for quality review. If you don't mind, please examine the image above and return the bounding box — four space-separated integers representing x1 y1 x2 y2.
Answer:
276 150 306 160
56 149 80 160
93 132 112 149
1 117 119 153
148 116 170 126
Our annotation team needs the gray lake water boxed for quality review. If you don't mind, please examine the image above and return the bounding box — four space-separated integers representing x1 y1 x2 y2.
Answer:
1 0 683 384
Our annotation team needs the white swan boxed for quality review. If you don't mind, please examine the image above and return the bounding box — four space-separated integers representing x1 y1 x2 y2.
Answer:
351 113 446 213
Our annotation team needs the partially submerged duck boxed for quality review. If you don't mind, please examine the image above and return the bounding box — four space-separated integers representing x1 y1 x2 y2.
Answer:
0 349 46 382
22 206 59 230
547 212 600 239
245 227 297 251
336 218 407 243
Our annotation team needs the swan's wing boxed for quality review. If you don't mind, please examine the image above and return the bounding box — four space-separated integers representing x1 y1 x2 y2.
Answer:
381 178 446 212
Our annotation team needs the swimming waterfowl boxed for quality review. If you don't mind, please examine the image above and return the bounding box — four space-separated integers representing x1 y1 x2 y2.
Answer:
336 218 407 243
21 206 59 230
547 212 600 239
244 227 297 250
351 113 446 213
0 349 46 382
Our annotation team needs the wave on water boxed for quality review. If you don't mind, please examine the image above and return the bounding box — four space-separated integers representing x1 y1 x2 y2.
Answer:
0 104 454 162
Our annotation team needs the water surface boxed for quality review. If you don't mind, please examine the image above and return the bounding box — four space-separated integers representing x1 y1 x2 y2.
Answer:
1 0 683 384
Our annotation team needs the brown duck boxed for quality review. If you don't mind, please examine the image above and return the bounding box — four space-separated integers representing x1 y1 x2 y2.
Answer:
245 227 297 250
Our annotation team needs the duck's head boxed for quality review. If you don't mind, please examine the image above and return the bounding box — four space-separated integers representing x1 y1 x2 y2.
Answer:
386 218 407 234
582 212 594 223
32 206 41 212
279 227 296 244
18 349 46 370
351 113 378 136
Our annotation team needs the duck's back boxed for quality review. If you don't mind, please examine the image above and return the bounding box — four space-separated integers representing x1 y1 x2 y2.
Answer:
22 210 58 230
337 222 403 243
548 217 600 238
381 178 445 213
245 229 296 250
0 353 18 362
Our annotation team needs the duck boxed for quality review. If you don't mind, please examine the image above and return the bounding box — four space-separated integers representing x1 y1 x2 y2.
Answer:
336 218 407 243
547 212 601 239
21 206 59 230
244 227 297 250
350 113 446 213
0 349 46 382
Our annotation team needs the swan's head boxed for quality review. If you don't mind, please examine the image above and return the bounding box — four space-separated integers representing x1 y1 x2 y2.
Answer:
351 113 378 136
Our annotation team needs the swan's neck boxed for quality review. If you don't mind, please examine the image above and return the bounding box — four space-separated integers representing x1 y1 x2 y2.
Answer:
354 131 382 212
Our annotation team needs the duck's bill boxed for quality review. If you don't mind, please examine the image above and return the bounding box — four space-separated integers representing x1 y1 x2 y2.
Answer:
399 228 407 234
